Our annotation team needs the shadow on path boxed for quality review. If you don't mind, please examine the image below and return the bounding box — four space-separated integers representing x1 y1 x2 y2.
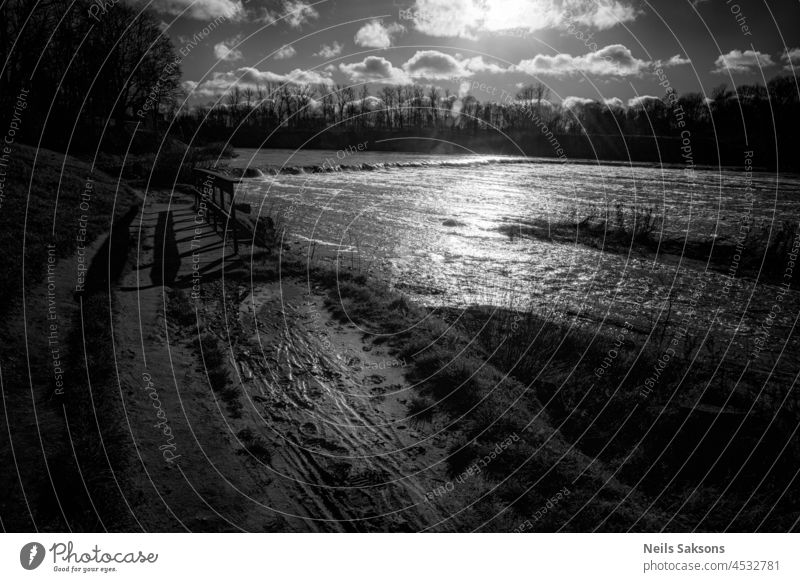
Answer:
151 210 180 286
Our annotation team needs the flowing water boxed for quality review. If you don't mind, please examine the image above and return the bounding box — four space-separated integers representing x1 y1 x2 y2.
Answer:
229 148 800 372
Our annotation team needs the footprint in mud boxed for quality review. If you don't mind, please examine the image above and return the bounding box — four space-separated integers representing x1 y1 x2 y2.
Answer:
328 462 352 483
346 469 391 488
316 369 342 381
303 437 349 455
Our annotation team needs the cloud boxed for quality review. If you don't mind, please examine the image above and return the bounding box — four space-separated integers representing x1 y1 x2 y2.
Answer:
392 51 508 80
354 20 405 48
411 0 484 39
349 95 384 112
713 49 775 74
562 96 595 109
565 0 638 29
461 56 509 74
516 44 648 77
339 56 411 84
250 7 279 25
142 0 243 20
146 0 317 24
214 36 243 62
275 44 297 60
283 0 318 28
238 66 332 86
314 41 344 59
186 66 334 99
628 95 663 108
410 0 637 38
659 54 691 67
782 47 800 71
403 50 466 79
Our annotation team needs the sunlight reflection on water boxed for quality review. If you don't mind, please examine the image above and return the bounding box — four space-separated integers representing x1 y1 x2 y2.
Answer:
233 150 800 358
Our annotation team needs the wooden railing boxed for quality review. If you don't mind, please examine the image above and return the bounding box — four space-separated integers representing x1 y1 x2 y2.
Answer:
192 168 244 254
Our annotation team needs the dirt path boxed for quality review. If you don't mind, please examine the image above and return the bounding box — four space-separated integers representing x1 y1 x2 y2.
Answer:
114 192 456 531
229 278 455 531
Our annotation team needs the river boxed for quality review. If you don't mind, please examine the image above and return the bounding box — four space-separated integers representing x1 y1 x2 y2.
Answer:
228 148 800 374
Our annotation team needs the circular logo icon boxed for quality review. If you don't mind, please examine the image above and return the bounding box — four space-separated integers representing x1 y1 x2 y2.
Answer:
20 542 46 570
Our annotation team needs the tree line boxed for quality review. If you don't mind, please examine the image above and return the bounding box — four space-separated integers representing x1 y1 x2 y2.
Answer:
175 76 800 150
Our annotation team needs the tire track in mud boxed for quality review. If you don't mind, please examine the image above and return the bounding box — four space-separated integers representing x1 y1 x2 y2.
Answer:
231 280 454 531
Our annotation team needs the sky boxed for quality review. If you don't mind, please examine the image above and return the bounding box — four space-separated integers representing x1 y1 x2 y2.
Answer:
142 0 800 108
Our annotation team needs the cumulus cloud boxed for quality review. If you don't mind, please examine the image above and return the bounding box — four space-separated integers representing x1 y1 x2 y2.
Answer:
410 0 484 39
186 66 334 99
253 1 318 27
388 51 507 80
562 96 595 109
145 0 318 24
410 0 637 38
275 44 297 60
339 56 411 84
713 49 775 74
350 96 384 112
354 20 405 48
239 66 332 86
566 0 638 29
782 47 800 71
214 36 243 62
403 50 466 79
314 41 344 59
659 54 691 67
142 0 243 20
516 44 648 77
283 0 318 27
461 55 509 74
627 95 663 108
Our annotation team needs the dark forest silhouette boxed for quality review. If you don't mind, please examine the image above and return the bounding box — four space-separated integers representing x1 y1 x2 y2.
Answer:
174 78 800 169
1 0 181 151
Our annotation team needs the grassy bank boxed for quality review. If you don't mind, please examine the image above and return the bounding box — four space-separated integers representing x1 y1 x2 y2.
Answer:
282 256 799 531
0 144 141 530
93 136 235 188
0 145 140 312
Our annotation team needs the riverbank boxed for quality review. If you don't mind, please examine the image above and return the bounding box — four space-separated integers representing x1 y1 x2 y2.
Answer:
286 254 799 531
2 146 797 531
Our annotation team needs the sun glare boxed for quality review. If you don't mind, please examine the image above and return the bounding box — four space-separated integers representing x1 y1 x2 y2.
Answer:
482 0 551 33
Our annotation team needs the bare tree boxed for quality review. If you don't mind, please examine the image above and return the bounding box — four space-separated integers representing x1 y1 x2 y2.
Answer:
428 86 441 128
